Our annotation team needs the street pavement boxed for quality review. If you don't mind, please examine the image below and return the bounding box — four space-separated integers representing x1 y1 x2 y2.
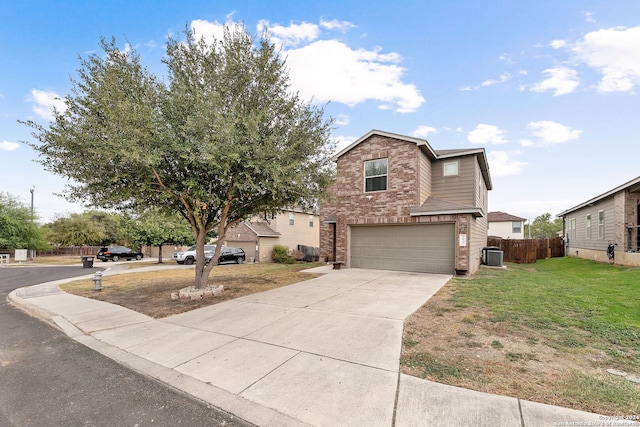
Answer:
7 263 631 427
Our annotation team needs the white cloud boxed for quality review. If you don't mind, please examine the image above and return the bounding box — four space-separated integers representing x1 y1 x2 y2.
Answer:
319 19 356 32
285 39 424 112
530 67 580 95
190 18 244 45
0 140 19 151
569 25 640 93
583 11 596 24
412 125 437 138
258 20 320 47
30 89 66 121
481 73 512 87
550 39 567 49
525 120 582 145
332 135 358 153
461 73 512 91
335 114 350 126
467 124 508 145
499 53 513 64
487 151 527 176
190 18 425 113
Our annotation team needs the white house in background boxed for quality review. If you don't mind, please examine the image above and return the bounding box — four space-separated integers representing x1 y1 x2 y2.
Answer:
488 211 526 239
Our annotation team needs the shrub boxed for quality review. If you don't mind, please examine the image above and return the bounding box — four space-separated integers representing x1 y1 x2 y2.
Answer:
272 245 295 264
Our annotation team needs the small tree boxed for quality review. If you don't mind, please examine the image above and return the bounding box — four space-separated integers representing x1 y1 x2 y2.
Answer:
528 213 563 239
23 25 334 288
127 210 194 263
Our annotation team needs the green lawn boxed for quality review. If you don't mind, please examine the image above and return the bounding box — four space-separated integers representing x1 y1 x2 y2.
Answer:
451 257 640 361
401 257 640 415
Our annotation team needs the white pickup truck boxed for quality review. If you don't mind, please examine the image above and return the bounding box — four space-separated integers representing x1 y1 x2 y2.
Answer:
172 244 216 265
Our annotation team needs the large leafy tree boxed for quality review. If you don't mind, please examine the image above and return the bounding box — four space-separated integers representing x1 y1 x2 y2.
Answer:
23 25 334 288
0 192 47 251
46 212 106 246
46 211 127 246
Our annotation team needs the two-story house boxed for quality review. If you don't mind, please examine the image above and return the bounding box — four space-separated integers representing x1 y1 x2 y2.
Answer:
224 209 319 263
320 130 492 276
558 175 640 267
488 211 526 239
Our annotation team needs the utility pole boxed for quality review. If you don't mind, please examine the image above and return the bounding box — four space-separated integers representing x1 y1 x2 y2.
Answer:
30 186 35 260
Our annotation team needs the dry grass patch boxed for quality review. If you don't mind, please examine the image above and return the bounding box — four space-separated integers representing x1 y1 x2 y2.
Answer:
61 262 323 318
401 258 640 416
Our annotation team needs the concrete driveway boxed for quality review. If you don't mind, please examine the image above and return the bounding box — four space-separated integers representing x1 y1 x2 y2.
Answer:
11 264 613 426
91 265 450 426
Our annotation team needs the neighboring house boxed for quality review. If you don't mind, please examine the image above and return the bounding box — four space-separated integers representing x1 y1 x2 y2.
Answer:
320 129 492 276
558 175 640 267
224 209 319 263
488 211 526 239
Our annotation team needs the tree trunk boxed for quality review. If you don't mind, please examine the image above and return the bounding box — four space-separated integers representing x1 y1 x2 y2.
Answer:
194 228 208 289
157 245 164 263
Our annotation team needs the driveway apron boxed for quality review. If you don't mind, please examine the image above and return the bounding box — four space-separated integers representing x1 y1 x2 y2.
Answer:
156 266 451 427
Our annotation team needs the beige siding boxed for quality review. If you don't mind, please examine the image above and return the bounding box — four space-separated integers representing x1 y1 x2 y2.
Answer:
269 211 319 247
469 214 487 274
418 151 432 205
565 197 615 251
431 156 476 206
474 161 488 214
257 237 279 263
470 160 489 274
256 211 319 262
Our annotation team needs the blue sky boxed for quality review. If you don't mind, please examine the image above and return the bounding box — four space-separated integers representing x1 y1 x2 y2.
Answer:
2 1 640 224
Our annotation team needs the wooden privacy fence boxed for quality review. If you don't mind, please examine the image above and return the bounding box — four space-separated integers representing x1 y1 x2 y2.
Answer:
487 237 564 264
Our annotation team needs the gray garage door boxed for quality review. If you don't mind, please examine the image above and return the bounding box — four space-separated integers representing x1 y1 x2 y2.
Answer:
350 224 455 274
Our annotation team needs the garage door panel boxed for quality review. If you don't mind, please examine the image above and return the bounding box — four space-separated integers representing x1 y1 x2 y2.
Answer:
350 224 454 274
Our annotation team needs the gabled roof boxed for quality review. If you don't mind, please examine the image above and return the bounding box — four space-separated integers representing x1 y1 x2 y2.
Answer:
488 211 526 222
557 175 640 217
410 197 485 218
245 222 281 237
333 129 492 190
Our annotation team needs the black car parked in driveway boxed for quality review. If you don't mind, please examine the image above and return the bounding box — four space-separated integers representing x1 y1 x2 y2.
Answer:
206 246 246 265
97 246 144 262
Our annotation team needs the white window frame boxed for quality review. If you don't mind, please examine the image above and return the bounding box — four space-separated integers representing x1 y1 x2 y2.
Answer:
364 158 388 192
568 218 576 239
308 215 314 227
586 214 591 239
512 221 521 234
443 161 459 177
598 210 605 239
289 212 295 226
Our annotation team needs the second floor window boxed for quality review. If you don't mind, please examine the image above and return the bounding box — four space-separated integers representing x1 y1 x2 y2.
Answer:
364 158 387 192
512 221 521 233
289 212 295 225
443 161 459 176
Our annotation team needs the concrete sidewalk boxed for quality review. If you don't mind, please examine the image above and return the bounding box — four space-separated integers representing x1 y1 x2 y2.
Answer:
7 265 625 427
